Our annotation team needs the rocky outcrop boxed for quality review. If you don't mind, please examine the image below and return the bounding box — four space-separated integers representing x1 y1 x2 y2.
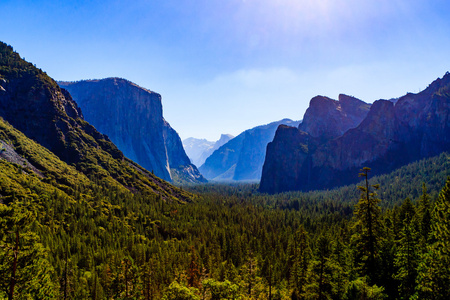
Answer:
260 73 450 193
183 134 234 167
199 119 301 181
59 78 206 183
0 44 122 166
0 42 193 201
259 125 316 192
299 94 370 141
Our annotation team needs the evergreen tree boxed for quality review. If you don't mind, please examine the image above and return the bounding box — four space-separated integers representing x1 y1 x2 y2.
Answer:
417 183 432 251
162 281 200 300
377 210 398 298
305 234 340 299
415 177 450 299
187 247 201 289
202 279 239 300
289 226 311 299
0 200 57 299
394 199 418 299
343 277 387 300
351 167 383 285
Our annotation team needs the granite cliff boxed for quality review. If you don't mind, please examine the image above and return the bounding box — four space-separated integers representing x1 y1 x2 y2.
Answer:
260 73 450 193
199 119 301 181
0 41 192 201
299 94 371 141
59 78 206 184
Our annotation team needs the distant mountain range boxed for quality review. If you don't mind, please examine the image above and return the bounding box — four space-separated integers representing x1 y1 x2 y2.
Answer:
260 73 450 193
59 78 206 184
183 134 234 167
3 39 449 197
199 119 301 181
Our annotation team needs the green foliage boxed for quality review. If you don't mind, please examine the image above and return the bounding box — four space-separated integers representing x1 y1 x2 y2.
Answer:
351 168 384 284
415 177 450 299
0 200 58 299
0 117 449 300
343 277 387 300
289 226 311 299
304 234 341 299
2 40 450 299
394 199 419 299
0 41 193 204
202 279 239 300
162 281 200 300
0 42 58 92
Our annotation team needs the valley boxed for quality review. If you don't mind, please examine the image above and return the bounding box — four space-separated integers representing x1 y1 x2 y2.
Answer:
1 38 450 300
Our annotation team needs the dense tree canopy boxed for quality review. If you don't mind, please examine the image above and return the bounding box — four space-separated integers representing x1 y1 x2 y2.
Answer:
0 151 449 298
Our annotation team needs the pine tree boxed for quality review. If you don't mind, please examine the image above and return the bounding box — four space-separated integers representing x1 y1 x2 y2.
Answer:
187 247 201 289
260 252 276 300
394 201 418 299
415 177 450 299
0 200 58 299
162 281 200 300
289 226 311 299
417 183 432 251
305 234 340 299
351 167 383 285
202 279 239 300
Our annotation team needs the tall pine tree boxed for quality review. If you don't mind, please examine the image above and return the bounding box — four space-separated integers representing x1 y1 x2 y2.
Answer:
415 177 450 299
351 167 384 285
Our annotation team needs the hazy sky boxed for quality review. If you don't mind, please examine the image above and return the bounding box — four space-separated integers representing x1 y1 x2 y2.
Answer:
1 0 450 140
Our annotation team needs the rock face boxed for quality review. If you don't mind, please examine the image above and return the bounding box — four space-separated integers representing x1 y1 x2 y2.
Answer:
299 94 371 141
59 78 206 183
183 134 234 167
199 119 301 181
0 41 192 201
260 73 450 193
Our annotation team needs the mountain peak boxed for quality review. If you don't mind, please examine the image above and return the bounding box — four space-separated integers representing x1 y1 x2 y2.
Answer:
217 134 234 145
260 72 450 193
299 94 370 140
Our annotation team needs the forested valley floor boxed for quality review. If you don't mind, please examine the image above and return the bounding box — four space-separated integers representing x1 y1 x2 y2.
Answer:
1 153 450 299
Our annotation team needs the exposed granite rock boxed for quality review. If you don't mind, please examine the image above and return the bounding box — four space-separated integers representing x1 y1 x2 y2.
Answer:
0 140 44 178
59 78 206 183
299 94 370 141
260 73 450 193
259 125 316 193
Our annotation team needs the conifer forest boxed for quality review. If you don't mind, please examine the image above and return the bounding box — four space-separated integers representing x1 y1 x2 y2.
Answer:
3 0 450 298
1 152 450 299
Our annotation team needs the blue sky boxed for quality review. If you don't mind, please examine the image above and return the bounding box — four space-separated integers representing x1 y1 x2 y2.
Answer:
1 0 450 140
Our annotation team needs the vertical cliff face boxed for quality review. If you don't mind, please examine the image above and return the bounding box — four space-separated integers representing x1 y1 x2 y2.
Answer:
260 73 450 193
59 78 205 183
259 125 315 193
